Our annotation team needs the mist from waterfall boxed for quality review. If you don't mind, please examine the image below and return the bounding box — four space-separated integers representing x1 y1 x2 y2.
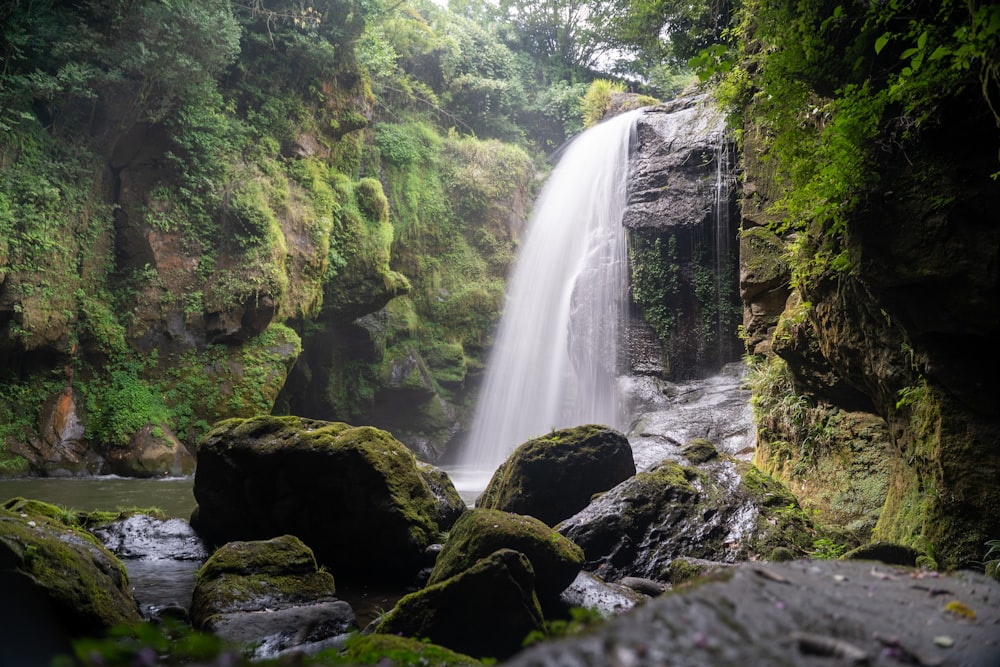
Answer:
455 111 640 484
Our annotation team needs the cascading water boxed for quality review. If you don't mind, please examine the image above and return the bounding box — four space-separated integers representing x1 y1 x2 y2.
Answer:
453 111 641 490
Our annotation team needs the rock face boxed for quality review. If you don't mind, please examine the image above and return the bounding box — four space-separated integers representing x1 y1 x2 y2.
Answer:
428 509 585 612
190 416 443 582
502 559 1000 667
741 91 1000 567
0 499 142 636
624 98 743 380
190 535 355 658
476 425 636 526
375 548 545 661
557 457 817 582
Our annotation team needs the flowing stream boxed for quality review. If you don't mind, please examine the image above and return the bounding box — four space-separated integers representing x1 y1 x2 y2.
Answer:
452 111 640 494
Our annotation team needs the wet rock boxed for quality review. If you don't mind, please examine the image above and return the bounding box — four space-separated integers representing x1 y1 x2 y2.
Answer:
375 548 544 661
428 509 584 612
617 576 668 596
557 459 817 582
9 387 103 476
477 425 636 526
0 499 141 636
417 461 467 530
190 535 354 658
502 560 1000 667
91 514 207 561
91 514 208 619
102 423 195 478
191 415 441 583
559 571 646 616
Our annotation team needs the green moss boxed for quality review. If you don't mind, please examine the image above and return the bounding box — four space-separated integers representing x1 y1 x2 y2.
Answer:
428 509 583 603
332 633 481 666
0 506 141 635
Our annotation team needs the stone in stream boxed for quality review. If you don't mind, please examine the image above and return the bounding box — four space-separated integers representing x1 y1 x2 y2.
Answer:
476 424 636 527
189 534 355 658
557 457 817 582
0 498 142 638
190 415 446 583
428 508 584 613
374 548 545 661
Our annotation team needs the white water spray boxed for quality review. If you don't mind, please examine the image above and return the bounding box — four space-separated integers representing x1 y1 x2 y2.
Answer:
454 111 641 488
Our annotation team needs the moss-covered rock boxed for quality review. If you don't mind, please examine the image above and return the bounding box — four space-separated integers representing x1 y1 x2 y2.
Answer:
841 541 920 567
189 535 354 655
376 548 544 661
337 633 481 666
476 424 636 526
417 461 467 531
0 500 141 637
557 458 819 582
191 416 441 582
102 423 195 477
428 509 584 611
681 438 719 464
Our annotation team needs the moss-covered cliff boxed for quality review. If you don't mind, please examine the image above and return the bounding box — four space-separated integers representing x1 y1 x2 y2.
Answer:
732 0 1000 568
0 0 533 472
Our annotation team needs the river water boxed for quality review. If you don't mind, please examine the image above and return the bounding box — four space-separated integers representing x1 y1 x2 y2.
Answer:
0 475 196 519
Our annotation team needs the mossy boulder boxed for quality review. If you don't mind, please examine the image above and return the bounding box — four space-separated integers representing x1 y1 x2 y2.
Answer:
476 424 636 526
0 499 141 637
190 535 354 654
428 509 584 611
417 461 467 530
337 634 481 666
376 548 544 661
102 423 195 477
557 458 818 582
842 541 921 567
191 416 442 582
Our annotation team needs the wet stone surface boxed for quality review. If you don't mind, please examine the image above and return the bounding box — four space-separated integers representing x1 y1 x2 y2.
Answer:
503 559 1000 667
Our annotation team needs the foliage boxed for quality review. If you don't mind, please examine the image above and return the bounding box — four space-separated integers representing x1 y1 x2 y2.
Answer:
580 79 626 128
984 539 1000 581
695 0 1000 287
523 606 605 648
84 367 171 448
628 234 679 350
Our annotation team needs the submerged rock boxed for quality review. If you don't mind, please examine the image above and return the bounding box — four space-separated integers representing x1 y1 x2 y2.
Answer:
477 424 635 526
0 499 141 636
191 415 442 582
428 509 584 612
376 548 544 661
502 560 1000 667
190 535 354 658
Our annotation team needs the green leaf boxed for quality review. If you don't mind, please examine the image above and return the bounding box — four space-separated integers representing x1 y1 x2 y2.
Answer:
929 45 950 61
916 29 928 50
875 33 890 54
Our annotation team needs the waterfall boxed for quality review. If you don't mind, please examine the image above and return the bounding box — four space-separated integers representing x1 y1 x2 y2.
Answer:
454 111 640 486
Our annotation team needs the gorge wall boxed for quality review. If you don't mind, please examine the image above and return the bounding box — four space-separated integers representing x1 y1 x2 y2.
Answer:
0 1 533 474
737 0 1000 568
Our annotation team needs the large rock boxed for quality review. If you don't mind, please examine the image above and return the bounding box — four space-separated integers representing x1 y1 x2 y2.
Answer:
502 560 1000 667
428 509 584 611
557 458 817 582
8 387 103 476
190 416 441 582
623 98 742 379
0 499 141 637
190 535 355 657
375 548 544 661
417 461 467 530
476 425 635 526
102 423 195 478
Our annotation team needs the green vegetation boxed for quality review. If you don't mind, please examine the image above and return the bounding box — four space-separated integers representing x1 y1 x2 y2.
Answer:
629 234 680 350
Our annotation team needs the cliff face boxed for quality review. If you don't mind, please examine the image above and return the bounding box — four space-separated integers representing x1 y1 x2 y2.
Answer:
741 77 1000 567
624 97 743 380
0 1 532 472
